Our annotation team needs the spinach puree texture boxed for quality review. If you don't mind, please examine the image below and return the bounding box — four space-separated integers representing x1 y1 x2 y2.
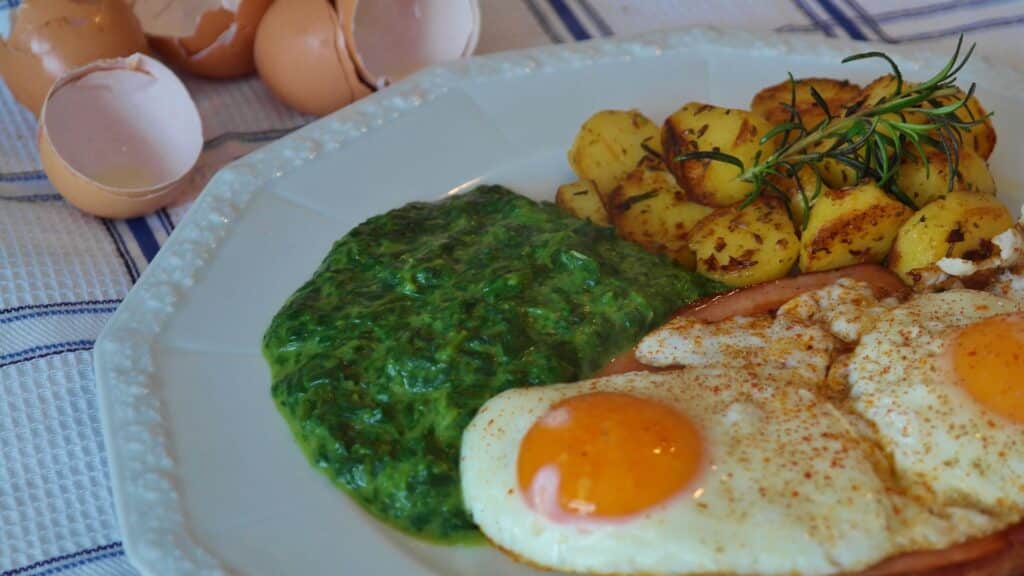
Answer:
262 185 723 542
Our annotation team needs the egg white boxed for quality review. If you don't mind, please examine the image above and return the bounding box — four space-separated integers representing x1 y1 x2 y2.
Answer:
847 290 1024 547
460 369 896 576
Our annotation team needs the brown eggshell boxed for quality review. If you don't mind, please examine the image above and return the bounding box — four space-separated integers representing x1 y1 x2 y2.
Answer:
39 54 203 219
0 0 149 117
253 0 370 116
148 0 272 79
338 0 480 89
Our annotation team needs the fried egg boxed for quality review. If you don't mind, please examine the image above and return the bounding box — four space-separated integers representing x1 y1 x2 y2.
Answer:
847 290 1024 547
635 313 838 385
460 369 897 575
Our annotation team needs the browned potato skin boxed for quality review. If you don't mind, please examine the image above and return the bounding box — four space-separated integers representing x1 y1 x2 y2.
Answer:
555 180 610 226
662 103 774 207
895 146 996 208
751 77 862 130
607 159 712 268
767 165 829 231
927 88 997 160
567 109 663 203
688 196 800 287
800 182 914 273
888 191 1014 284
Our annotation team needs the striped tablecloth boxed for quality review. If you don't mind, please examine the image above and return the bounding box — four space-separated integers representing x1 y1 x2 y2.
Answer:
2 1 1023 574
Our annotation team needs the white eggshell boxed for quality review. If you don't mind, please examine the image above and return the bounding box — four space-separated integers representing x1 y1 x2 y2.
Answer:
338 0 480 89
131 0 240 37
39 53 203 218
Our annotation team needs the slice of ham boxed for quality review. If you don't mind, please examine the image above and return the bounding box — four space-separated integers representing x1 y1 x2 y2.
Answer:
594 264 906 378
860 522 1024 576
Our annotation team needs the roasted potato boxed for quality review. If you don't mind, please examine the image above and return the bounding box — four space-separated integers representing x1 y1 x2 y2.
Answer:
555 180 610 225
800 182 913 273
662 103 775 207
568 109 662 202
926 87 996 160
895 146 996 208
888 191 1014 284
751 77 862 130
688 196 800 287
768 164 829 230
859 75 929 134
607 161 713 268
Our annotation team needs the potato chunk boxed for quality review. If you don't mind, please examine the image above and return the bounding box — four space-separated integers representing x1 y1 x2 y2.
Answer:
751 77 861 130
889 191 1014 284
688 196 800 287
567 109 662 202
800 182 913 273
926 87 996 160
895 146 996 208
607 161 712 268
768 165 828 230
555 180 610 225
662 103 775 207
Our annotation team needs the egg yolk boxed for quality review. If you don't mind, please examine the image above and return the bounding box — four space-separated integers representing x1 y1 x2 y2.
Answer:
953 313 1024 422
516 391 703 519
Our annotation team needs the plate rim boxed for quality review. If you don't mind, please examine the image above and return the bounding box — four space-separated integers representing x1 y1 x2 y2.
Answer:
92 26 1024 576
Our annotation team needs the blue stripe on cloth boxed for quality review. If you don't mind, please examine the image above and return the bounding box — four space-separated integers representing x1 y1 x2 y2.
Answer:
783 0 1010 31
156 208 175 235
0 339 95 367
101 219 139 282
0 306 119 325
547 0 592 40
0 171 47 183
790 0 837 36
523 0 565 43
30 550 127 576
0 543 122 576
0 194 63 202
574 0 614 36
843 0 894 41
0 299 121 316
896 12 1024 41
816 0 868 39
125 216 160 261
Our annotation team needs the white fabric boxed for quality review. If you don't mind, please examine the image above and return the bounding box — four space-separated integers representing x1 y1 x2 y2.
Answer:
2 1 1023 573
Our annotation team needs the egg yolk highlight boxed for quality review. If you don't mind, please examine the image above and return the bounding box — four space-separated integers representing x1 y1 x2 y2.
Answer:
517 391 703 519
953 313 1024 422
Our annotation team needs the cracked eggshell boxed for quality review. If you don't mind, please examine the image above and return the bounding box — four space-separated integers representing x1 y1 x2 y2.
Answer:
338 0 480 89
254 0 479 117
143 0 272 79
38 54 203 219
253 0 370 116
0 0 149 117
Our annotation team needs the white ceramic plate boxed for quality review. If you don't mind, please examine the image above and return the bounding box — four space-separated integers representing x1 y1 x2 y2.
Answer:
94 28 1024 576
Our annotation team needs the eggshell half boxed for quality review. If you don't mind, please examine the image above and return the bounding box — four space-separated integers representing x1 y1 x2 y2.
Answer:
253 0 371 116
338 0 480 89
39 54 203 219
147 0 272 78
0 0 149 117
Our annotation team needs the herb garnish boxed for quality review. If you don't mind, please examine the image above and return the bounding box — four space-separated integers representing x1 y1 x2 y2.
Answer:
676 35 990 229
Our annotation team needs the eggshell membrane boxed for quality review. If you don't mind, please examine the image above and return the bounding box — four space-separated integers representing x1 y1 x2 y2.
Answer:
0 0 149 116
339 0 480 89
131 0 240 37
39 54 202 219
253 0 370 116
148 0 271 79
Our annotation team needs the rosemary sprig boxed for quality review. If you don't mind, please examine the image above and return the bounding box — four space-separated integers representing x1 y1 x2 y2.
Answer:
676 35 991 228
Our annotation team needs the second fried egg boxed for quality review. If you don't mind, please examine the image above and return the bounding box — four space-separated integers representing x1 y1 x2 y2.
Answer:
848 290 1024 546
